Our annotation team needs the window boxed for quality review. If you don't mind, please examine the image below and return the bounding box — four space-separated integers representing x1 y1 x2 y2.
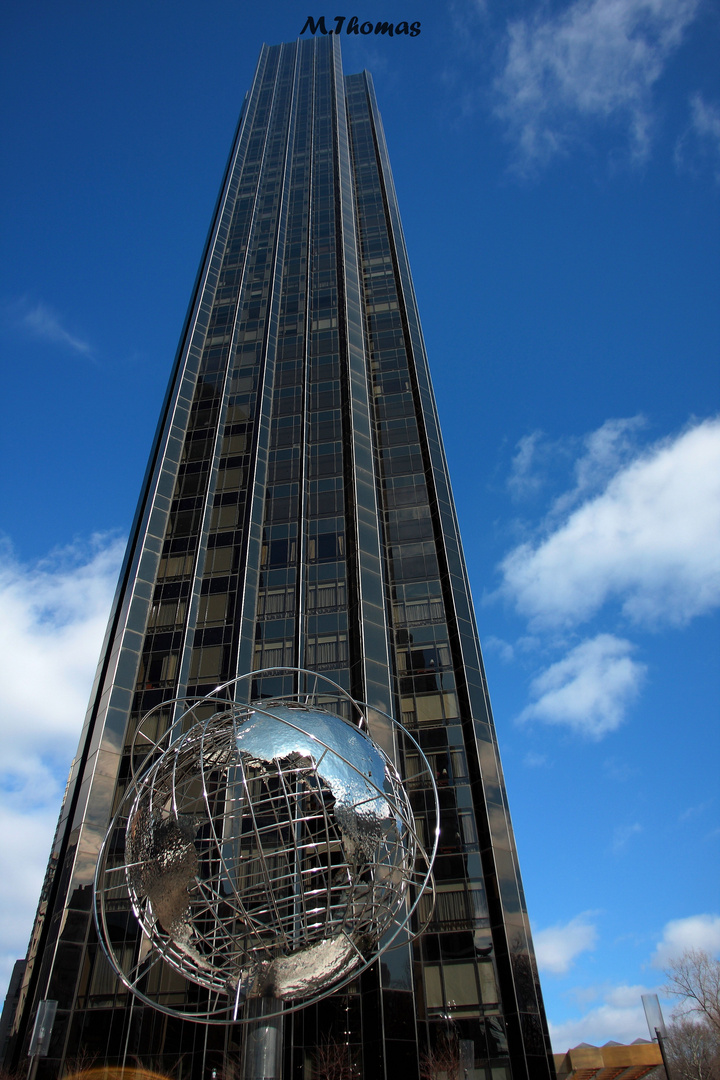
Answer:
261 537 297 568
197 594 227 625
435 886 472 926
383 474 427 509
423 965 443 1009
189 646 224 682
205 546 234 574
253 638 294 670
397 645 451 674
308 533 344 561
148 599 186 628
138 651 179 688
158 554 194 579
386 506 433 543
444 964 479 1007
309 410 341 442
269 447 300 481
478 962 498 1004
271 416 300 448
309 477 344 517
180 467 210 498
257 587 295 617
182 436 213 462
305 633 348 669
401 692 460 726
392 596 444 625
379 442 425 473
210 504 239 531
309 442 343 478
306 580 346 611
221 432 248 455
216 465 246 492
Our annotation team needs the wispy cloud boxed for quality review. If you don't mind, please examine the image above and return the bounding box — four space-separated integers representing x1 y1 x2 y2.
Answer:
612 821 643 852
483 634 515 662
690 94 720 151
679 799 714 823
651 913 720 967
499 417 720 630
494 0 700 167
603 756 636 783
0 535 123 994
518 633 646 737
534 914 598 974
676 93 720 180
552 416 646 517
14 299 92 357
507 417 646 507
507 430 549 499
523 750 548 768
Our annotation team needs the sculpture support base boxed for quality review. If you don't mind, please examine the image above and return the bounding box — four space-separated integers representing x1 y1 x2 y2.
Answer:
241 999 284 1080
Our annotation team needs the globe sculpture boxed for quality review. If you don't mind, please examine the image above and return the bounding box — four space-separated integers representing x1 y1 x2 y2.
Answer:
94 670 438 1023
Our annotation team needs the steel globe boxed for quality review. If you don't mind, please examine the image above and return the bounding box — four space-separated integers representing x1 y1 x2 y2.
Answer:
94 678 437 1023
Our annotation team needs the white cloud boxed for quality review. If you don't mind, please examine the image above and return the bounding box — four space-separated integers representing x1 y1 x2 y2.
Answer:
651 914 720 968
518 634 646 737
500 417 720 630
0 536 123 770
0 536 123 995
549 983 657 1051
19 299 92 356
534 914 598 974
0 805 64 998
546 916 720 1050
494 0 700 166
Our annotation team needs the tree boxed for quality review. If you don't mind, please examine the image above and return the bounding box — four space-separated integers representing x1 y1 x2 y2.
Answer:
312 1037 357 1080
664 950 720 1035
664 1018 720 1080
661 949 720 1080
419 1032 462 1080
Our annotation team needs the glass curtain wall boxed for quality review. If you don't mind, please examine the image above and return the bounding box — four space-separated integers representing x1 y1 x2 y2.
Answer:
4 35 555 1080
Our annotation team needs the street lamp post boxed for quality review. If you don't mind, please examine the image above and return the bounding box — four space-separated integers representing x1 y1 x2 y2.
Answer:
641 993 672 1079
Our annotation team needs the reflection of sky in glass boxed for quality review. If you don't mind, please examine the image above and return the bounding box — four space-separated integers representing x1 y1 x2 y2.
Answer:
236 705 394 824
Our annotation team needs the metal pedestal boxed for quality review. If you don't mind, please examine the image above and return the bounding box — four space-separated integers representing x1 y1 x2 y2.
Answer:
241 999 283 1080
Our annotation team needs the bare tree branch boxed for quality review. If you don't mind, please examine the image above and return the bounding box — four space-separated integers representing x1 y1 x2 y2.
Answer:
664 1017 720 1080
312 1036 357 1080
664 950 720 1035
419 1032 462 1080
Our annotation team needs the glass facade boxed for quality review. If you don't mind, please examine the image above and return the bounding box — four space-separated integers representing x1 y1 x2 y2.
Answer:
3 36 555 1080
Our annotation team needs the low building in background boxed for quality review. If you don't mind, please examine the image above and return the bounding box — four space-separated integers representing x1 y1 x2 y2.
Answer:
554 1040 663 1079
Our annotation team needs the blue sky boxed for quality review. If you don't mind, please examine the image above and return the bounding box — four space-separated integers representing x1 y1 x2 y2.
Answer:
1 0 719 1052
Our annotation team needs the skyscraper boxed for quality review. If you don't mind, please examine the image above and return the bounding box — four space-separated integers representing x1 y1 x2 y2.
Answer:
4 35 555 1080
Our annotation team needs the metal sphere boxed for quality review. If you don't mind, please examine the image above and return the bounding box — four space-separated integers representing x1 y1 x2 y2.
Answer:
94 674 437 1023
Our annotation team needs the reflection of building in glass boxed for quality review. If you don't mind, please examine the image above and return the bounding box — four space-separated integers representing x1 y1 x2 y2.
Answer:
3 35 555 1080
